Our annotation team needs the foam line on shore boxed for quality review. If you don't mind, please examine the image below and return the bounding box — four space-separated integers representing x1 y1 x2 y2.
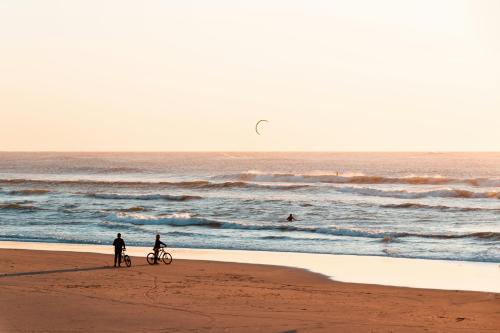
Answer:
0 241 498 293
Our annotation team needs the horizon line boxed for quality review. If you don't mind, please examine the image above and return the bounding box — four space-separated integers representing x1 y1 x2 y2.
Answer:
0 150 499 154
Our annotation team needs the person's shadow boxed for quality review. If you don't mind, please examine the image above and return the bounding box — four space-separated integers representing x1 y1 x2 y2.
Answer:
0 264 145 278
0 266 112 278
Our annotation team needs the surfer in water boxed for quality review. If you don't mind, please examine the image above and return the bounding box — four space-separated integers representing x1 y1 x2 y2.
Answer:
287 214 297 222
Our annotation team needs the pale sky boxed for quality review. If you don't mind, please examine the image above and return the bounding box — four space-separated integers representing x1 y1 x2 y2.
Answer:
0 0 499 151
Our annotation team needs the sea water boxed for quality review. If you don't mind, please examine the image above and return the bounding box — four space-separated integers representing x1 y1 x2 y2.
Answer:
0 152 498 263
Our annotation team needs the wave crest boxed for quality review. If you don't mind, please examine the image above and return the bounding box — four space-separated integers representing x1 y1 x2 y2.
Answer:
105 212 220 227
85 193 202 201
120 206 147 212
8 189 50 196
0 178 309 191
0 202 38 211
217 172 500 187
336 187 499 200
381 203 500 212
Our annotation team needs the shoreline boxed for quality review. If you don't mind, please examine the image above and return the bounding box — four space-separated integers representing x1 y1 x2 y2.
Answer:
1 241 499 293
2 238 499 264
1 248 499 332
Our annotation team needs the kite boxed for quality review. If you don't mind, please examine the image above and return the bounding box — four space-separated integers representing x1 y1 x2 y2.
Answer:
255 120 269 135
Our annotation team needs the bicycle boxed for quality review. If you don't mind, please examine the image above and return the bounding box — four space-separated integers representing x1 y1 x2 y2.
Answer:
122 248 132 267
147 246 172 265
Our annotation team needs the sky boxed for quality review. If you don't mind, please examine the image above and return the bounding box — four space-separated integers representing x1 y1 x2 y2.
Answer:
0 0 499 151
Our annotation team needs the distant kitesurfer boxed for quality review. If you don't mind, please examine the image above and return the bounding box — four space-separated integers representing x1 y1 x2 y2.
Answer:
287 214 296 222
112 233 126 267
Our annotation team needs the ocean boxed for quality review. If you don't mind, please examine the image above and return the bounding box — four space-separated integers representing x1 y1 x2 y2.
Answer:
0 152 498 263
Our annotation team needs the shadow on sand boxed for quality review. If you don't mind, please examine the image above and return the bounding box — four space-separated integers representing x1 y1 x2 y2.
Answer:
0 265 113 278
0 264 149 278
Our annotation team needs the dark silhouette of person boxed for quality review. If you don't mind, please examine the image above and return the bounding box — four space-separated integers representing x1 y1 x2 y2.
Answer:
112 233 126 267
287 214 296 222
153 234 166 264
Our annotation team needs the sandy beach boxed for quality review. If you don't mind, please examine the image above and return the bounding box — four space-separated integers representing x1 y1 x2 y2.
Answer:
2 0 500 330
1 249 499 332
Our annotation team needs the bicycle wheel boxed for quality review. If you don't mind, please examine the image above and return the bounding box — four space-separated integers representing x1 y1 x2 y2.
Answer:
124 255 132 267
162 252 172 265
146 253 156 265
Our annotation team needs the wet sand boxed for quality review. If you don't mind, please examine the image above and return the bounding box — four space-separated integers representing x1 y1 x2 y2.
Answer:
2 241 499 293
0 249 499 332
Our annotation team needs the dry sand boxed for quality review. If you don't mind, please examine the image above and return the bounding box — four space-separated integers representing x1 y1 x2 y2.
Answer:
0 249 498 332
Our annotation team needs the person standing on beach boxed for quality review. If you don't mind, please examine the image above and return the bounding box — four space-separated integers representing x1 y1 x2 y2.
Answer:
153 234 166 264
112 233 126 267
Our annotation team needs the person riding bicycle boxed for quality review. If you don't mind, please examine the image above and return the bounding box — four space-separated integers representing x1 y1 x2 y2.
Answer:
153 234 166 264
112 233 126 267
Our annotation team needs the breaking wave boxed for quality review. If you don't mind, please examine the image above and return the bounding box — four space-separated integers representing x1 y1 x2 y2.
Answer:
85 193 202 201
172 180 308 190
0 178 309 191
105 212 221 227
104 212 500 241
0 202 38 211
120 206 147 212
335 187 500 199
7 189 51 196
217 172 500 187
381 203 500 212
